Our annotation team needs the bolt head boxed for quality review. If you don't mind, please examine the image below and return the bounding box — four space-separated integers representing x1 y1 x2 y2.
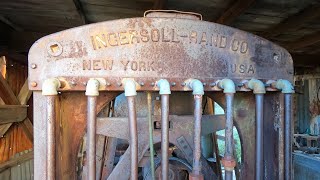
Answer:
31 64 37 69
30 82 37 87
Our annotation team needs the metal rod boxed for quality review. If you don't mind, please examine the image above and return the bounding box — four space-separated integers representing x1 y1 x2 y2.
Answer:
87 96 97 180
192 94 203 175
161 94 170 180
224 93 235 180
255 94 264 180
127 96 138 180
284 93 292 180
47 95 56 180
147 92 155 180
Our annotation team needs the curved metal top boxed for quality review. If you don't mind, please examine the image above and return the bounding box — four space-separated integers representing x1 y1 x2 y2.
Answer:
28 15 293 92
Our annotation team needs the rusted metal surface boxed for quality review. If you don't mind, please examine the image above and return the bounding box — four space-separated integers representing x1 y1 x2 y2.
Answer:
29 11 294 180
255 94 264 180
28 15 293 92
46 95 56 180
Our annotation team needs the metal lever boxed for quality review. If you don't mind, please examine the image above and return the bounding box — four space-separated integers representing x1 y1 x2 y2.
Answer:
85 79 100 180
157 79 171 180
42 78 61 180
247 79 266 180
218 79 236 180
187 79 204 180
272 79 294 180
124 79 138 180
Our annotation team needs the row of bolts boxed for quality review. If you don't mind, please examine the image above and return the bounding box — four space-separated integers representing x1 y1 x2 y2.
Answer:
42 78 294 180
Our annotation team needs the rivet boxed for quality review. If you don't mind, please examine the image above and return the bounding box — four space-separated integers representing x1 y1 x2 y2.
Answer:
82 82 87 86
139 82 144 86
151 82 155 86
71 81 77 86
171 82 176 86
117 82 122 87
210 82 216 87
237 83 244 87
30 81 37 87
31 64 37 69
181 82 186 86
203 83 207 86
106 82 111 86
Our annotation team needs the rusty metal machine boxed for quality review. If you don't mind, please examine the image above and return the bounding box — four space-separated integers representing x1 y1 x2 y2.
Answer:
28 11 294 180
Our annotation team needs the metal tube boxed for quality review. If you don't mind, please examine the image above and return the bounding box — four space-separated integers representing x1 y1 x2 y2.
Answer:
127 96 138 180
47 95 56 180
284 93 292 180
147 92 155 180
87 96 97 180
255 94 264 180
161 94 170 180
192 94 203 175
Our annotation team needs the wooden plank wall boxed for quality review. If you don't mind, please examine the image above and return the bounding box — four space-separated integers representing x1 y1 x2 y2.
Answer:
0 57 32 163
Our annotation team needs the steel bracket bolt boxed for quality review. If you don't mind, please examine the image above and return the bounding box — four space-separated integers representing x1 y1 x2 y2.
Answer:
31 81 37 87
106 82 111 86
209 82 216 87
139 82 145 86
171 82 176 86
31 64 37 69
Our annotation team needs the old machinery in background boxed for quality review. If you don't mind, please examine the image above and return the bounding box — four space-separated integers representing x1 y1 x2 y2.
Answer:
29 10 294 180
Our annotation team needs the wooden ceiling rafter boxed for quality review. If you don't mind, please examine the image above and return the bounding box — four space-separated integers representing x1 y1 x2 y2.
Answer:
261 4 320 38
72 0 88 24
0 16 23 32
215 0 256 25
153 0 167 10
286 31 320 50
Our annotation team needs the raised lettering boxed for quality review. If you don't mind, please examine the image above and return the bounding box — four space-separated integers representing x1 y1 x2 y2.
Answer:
121 60 130 70
248 65 254 74
239 64 245 73
102 60 113 70
219 36 227 48
83 60 91 70
172 29 180 43
199 32 207 45
119 31 129 45
94 34 108 49
147 61 155 71
108 33 118 46
190 31 197 44
139 61 146 71
240 42 248 53
140 29 149 42
131 61 138 71
129 30 140 44
151 29 160 42
162 28 170 42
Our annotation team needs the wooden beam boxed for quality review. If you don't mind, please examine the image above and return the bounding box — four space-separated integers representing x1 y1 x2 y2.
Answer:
0 49 27 65
0 105 27 124
19 118 33 142
216 0 256 25
153 0 167 9
73 0 88 24
286 31 320 50
0 16 23 32
0 149 33 173
17 79 32 105
262 4 320 38
0 74 20 105
292 54 320 67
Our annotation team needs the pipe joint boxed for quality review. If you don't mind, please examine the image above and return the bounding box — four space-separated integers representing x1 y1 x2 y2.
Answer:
85 78 100 96
221 156 236 171
217 79 236 93
273 79 294 94
187 79 204 95
157 79 171 95
247 79 266 94
124 79 137 97
42 78 61 96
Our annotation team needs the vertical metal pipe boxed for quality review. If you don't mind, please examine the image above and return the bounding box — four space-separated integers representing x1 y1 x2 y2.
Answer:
161 94 170 180
87 96 97 180
127 96 138 180
147 92 155 180
284 94 292 180
47 95 56 180
192 94 203 175
224 93 235 180
255 94 264 180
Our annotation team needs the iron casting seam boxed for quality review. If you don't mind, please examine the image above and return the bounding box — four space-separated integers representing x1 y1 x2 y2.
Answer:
147 92 155 180
157 79 171 180
124 79 138 180
42 78 61 180
85 78 100 180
